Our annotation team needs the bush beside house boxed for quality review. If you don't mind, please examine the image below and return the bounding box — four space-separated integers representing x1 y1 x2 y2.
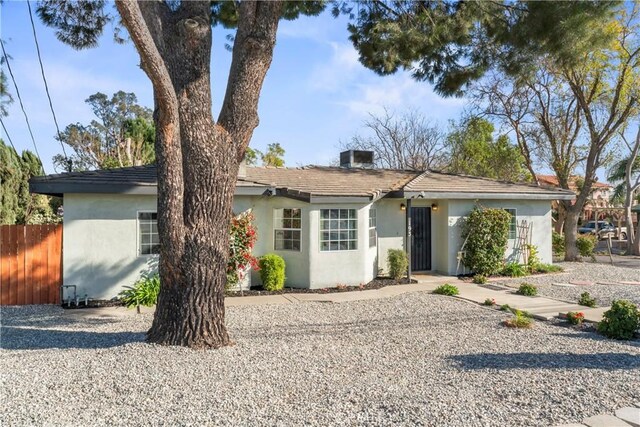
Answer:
462 207 511 276
259 254 286 291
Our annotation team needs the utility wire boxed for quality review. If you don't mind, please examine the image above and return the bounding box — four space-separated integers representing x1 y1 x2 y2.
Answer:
27 0 71 172
0 116 19 154
0 38 45 174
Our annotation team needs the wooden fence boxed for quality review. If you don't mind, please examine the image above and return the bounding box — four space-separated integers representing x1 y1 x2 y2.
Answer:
0 224 62 305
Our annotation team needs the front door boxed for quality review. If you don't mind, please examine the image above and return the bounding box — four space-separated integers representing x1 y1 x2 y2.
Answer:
410 207 431 271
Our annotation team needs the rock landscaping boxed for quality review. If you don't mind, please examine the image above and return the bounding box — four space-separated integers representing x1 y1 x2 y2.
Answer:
501 262 640 306
2 293 639 427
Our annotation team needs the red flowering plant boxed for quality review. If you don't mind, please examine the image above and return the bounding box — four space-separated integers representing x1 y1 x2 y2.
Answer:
566 311 585 325
227 211 259 290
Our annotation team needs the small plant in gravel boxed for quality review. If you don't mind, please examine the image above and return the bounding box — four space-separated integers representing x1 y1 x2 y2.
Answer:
566 311 585 325
516 282 538 296
552 231 565 256
119 274 160 310
259 254 286 291
482 298 496 306
500 304 512 312
387 249 408 280
472 274 487 284
433 284 459 296
531 263 563 274
578 291 597 308
504 311 533 328
576 235 597 260
597 300 640 340
500 262 527 278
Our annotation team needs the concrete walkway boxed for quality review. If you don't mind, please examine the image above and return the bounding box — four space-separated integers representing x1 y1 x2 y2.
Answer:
63 274 610 322
450 282 609 322
553 404 640 427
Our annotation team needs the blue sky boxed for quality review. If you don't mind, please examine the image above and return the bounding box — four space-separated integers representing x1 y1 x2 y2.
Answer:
0 2 466 174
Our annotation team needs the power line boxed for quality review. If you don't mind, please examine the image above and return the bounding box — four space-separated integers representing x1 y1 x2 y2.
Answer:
27 0 71 172
0 38 45 174
0 116 19 154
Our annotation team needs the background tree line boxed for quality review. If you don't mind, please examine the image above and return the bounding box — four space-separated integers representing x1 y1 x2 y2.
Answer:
342 109 530 183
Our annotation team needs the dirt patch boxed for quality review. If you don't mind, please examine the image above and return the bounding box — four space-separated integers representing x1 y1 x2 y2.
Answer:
225 277 417 297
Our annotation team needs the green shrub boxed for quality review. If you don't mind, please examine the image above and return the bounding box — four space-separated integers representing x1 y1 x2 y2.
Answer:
119 274 160 308
387 249 408 280
501 262 527 278
472 274 487 284
500 304 512 312
597 300 639 340
532 263 563 274
566 311 585 325
258 254 286 291
525 244 541 271
461 207 512 276
482 298 496 306
516 282 538 296
552 231 565 256
576 235 597 259
578 291 597 308
504 311 533 328
433 284 459 296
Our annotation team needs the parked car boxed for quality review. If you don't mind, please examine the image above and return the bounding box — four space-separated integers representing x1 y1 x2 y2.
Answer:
578 221 627 240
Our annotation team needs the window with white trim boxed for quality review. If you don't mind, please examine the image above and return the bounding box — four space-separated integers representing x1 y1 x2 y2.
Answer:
369 208 377 248
274 208 301 251
505 209 517 239
138 212 159 255
320 209 357 251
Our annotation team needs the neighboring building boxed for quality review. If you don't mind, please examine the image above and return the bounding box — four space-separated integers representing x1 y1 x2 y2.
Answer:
31 151 574 300
536 174 615 224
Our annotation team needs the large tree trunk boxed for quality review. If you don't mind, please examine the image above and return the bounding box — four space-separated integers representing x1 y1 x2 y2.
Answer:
563 202 581 261
117 0 281 348
554 202 566 233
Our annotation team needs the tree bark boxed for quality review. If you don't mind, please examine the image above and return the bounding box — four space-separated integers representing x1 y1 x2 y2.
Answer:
116 0 282 348
563 203 580 261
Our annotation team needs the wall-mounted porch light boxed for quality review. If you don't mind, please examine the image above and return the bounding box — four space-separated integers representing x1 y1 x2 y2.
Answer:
400 203 406 211
431 203 439 211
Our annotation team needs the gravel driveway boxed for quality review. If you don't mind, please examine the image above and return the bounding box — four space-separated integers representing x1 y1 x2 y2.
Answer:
500 262 640 306
2 294 639 427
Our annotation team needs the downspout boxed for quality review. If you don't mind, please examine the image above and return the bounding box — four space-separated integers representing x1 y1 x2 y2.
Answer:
406 198 412 281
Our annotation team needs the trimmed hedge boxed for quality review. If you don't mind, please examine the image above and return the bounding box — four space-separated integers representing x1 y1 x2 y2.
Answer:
387 249 408 280
259 254 286 291
461 207 511 276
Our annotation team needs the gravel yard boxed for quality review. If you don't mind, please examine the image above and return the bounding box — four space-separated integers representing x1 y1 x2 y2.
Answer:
2 294 639 427
500 261 640 306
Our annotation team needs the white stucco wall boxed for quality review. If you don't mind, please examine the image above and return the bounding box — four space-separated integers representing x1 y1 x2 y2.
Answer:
63 194 158 300
62 193 553 298
447 199 553 275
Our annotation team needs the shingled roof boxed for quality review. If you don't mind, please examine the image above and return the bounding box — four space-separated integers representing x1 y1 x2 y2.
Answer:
404 171 575 200
30 164 574 201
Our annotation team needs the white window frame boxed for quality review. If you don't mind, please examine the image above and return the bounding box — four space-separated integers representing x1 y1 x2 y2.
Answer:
504 208 517 240
369 208 377 248
273 208 302 252
319 208 358 252
137 210 159 256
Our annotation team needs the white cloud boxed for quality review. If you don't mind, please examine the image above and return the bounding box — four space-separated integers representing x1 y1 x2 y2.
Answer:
308 42 360 92
339 73 467 120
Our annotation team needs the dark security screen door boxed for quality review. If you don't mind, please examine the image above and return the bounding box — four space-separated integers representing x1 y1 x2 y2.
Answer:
410 207 432 271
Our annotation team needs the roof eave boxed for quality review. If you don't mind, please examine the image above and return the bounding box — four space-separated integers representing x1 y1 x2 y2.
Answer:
403 191 576 201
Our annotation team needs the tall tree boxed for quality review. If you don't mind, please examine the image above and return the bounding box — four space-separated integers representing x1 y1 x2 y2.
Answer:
343 108 448 170
38 0 617 348
253 142 286 167
608 126 640 255
54 91 155 171
38 0 323 348
559 5 640 260
0 140 59 225
447 117 531 182
342 1 617 96
471 4 640 260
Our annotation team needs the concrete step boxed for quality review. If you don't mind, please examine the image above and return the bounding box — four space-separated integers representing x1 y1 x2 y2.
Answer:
583 414 632 427
615 407 640 427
